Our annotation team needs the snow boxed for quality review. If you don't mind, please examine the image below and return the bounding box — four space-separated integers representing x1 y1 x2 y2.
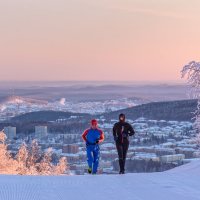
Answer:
0 160 199 200
101 143 115 148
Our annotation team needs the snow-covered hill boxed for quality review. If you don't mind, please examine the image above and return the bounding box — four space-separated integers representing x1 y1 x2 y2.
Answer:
0 160 199 200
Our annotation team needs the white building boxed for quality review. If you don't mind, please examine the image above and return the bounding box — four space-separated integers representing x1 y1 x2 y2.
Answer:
4 126 16 140
35 126 48 138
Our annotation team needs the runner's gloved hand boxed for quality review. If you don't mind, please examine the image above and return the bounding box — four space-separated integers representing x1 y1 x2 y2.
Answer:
114 136 118 141
95 140 99 144
86 140 89 146
122 133 128 138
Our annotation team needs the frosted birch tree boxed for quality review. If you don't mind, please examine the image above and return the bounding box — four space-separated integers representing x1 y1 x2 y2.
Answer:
55 157 69 175
27 140 41 175
181 61 200 152
0 131 18 174
0 130 69 175
38 148 54 175
16 143 29 175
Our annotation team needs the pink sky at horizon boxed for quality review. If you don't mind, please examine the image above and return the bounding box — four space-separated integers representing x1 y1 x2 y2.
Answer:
0 0 200 82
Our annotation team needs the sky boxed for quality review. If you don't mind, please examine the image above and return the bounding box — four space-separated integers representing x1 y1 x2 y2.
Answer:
0 0 200 82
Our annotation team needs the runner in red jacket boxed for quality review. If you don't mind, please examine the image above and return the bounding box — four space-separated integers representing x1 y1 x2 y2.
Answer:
82 119 104 174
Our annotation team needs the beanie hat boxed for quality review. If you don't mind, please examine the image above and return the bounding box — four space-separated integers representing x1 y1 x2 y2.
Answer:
91 119 98 126
119 113 125 122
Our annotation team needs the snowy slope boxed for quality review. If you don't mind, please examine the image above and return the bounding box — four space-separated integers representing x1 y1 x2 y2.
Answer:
0 161 200 200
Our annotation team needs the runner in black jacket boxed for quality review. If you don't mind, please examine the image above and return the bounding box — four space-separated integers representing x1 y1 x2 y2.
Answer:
113 113 135 174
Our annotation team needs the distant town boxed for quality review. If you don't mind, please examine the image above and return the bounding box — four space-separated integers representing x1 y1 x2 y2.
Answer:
3 114 198 175
0 87 199 175
0 95 142 121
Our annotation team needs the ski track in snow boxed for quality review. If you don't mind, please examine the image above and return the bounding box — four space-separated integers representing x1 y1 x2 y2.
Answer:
0 161 200 200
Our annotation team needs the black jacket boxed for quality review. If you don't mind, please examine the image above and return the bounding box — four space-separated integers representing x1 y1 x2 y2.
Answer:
113 121 135 143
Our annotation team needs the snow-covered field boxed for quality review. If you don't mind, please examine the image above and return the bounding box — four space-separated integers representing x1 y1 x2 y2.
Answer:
0 161 200 200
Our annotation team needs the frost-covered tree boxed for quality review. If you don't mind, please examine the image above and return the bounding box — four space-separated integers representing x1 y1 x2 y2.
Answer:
16 140 42 175
26 140 41 174
0 132 69 175
196 132 200 145
181 61 200 114
0 131 17 174
182 61 200 151
38 148 54 175
16 143 29 175
55 157 69 175
181 61 200 88
0 131 6 144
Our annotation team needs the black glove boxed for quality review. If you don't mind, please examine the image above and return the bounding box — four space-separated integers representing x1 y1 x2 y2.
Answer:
122 133 128 138
86 140 89 146
95 140 99 144
114 136 118 141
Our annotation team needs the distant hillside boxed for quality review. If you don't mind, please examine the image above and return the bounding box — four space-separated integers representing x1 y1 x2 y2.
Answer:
10 111 91 122
102 99 198 121
8 99 198 123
